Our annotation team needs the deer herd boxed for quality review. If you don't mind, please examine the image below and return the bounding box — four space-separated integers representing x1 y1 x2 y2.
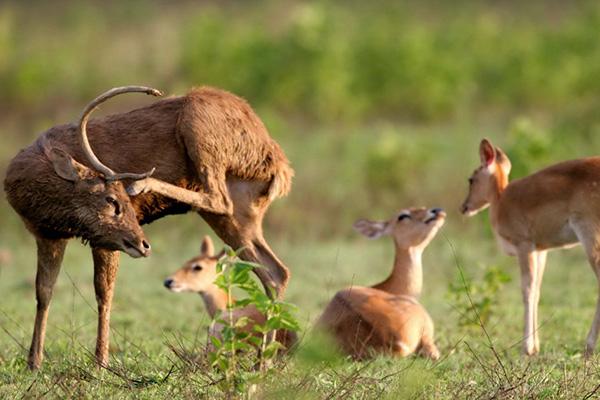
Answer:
4 85 600 370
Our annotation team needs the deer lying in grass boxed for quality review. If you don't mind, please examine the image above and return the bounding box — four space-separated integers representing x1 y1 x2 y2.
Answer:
317 207 445 360
163 236 297 351
4 85 293 369
461 138 600 356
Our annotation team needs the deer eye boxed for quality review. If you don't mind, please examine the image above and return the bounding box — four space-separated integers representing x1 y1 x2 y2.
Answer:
398 214 411 221
192 264 203 272
106 196 121 216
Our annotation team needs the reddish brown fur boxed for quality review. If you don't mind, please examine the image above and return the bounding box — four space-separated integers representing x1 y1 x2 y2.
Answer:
317 208 444 360
462 138 600 356
319 288 436 359
3 86 293 369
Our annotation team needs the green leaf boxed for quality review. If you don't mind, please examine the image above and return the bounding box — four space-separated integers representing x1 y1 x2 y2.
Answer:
234 316 251 329
210 335 222 349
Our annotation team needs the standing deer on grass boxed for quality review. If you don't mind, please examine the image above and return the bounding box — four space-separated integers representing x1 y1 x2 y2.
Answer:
461 138 600 356
4 85 293 369
163 236 297 351
317 207 445 360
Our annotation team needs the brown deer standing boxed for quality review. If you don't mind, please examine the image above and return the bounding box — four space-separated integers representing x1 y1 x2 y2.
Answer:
4 85 293 369
317 207 445 360
461 138 600 356
163 236 297 351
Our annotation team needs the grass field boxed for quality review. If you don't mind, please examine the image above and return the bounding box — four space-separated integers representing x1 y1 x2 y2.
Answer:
2 209 600 398
3 1 600 398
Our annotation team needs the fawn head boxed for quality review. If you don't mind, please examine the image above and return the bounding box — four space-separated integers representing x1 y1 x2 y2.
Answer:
461 138 511 217
354 207 446 249
164 236 225 293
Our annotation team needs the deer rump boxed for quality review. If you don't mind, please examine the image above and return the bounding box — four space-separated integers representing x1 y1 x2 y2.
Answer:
319 288 431 359
6 86 293 292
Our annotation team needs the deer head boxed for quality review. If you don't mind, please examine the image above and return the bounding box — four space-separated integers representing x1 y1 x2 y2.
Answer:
44 86 163 257
354 207 446 250
460 138 512 216
163 236 225 293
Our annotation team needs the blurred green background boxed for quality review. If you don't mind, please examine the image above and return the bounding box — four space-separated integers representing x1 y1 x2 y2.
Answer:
2 1 600 396
3 0 600 239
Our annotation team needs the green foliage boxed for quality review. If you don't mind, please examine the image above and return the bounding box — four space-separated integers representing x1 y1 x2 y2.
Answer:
4 1 600 397
505 117 553 177
3 1 600 124
447 264 511 328
208 246 300 396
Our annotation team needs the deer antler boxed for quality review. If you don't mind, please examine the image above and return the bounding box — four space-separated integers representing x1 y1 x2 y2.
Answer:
79 86 163 181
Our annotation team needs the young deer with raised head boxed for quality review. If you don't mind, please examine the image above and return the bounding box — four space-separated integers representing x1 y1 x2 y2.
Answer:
462 138 600 356
317 207 445 360
4 85 293 369
163 236 297 351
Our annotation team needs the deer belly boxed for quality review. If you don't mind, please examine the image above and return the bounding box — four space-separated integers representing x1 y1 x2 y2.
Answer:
495 234 518 256
534 222 579 250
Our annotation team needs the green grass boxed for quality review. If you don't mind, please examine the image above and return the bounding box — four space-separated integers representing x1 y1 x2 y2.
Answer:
1 213 600 398
3 0 600 397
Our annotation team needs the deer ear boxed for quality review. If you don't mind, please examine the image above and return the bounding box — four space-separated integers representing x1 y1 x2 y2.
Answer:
495 146 511 169
48 148 89 182
200 236 214 256
353 219 390 239
479 139 496 167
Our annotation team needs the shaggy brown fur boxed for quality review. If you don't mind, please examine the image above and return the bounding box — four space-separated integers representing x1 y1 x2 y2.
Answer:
3 86 293 370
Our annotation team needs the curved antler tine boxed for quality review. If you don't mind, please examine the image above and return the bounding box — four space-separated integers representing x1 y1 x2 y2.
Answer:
108 167 156 182
79 86 163 179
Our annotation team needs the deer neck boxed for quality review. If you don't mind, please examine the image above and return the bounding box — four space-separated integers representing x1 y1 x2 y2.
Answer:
488 166 509 227
199 285 230 318
372 245 424 298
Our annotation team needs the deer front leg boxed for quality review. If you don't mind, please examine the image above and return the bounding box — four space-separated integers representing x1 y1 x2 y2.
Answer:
127 177 232 215
28 237 67 370
533 250 547 353
517 247 538 356
92 248 120 368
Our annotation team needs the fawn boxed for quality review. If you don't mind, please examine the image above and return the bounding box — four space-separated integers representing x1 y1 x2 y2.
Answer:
317 207 445 360
164 236 297 351
462 138 600 356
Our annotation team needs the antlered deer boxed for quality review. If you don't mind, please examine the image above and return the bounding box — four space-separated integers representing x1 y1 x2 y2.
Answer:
163 236 297 351
462 138 600 356
4 87 155 370
4 85 293 369
317 207 445 360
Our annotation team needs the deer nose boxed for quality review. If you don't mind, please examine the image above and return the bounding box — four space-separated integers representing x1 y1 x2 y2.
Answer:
142 240 151 251
460 204 468 214
164 278 174 289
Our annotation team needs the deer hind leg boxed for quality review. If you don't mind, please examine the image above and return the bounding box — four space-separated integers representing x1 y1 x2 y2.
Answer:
28 237 67 370
92 248 120 368
418 338 440 361
517 246 539 356
533 250 547 353
418 317 440 360
127 176 232 216
570 221 600 357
